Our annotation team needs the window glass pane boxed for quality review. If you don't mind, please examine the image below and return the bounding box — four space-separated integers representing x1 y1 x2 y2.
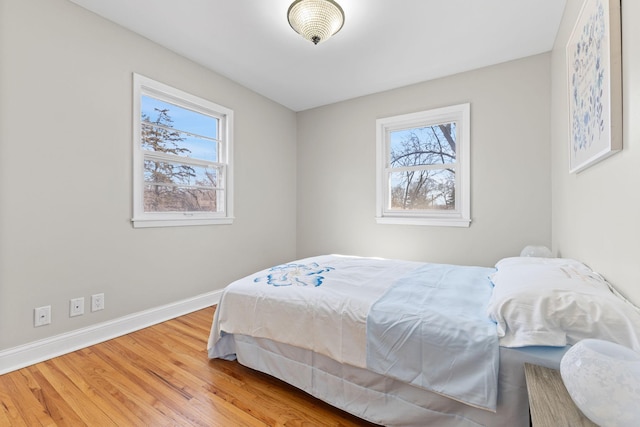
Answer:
133 74 234 226
389 168 455 210
144 185 220 213
144 160 220 188
390 123 456 167
141 95 218 139
141 123 218 162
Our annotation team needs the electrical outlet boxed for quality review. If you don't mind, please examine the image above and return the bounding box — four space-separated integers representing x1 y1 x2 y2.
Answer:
34 305 51 327
70 297 84 317
91 293 104 312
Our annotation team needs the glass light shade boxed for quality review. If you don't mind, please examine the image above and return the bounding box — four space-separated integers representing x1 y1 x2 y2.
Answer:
287 0 344 45
560 339 640 427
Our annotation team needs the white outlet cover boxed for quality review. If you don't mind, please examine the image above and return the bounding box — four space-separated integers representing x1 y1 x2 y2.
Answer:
70 297 85 317
34 305 51 327
91 293 104 312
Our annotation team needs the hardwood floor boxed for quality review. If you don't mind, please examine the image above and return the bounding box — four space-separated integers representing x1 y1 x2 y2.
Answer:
0 307 379 426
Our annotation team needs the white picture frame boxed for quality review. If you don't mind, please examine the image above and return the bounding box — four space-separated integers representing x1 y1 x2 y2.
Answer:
566 0 622 173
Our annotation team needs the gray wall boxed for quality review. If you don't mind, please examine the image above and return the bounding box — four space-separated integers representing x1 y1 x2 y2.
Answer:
296 54 552 267
0 0 297 350
551 0 640 306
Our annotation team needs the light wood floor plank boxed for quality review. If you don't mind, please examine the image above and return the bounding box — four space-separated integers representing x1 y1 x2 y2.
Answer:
48 354 145 426
0 307 378 426
90 342 202 426
0 369 61 426
78 346 183 427
35 360 120 426
24 366 86 426
100 339 251 427
0 376 35 427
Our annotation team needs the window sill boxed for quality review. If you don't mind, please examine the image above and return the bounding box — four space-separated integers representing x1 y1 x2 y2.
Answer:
132 217 234 228
375 216 471 227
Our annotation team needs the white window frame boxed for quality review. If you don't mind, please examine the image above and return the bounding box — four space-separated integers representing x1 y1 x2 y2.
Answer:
375 103 471 227
132 73 234 228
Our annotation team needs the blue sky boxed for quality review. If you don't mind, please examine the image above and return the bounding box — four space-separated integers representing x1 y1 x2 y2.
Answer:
141 95 219 162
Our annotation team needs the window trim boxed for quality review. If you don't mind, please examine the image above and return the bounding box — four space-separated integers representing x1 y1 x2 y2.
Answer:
375 103 471 227
131 73 234 228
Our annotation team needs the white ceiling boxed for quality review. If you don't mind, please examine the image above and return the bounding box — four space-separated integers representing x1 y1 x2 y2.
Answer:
68 0 567 112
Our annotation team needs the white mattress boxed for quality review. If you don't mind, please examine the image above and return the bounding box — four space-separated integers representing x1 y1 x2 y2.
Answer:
230 334 568 427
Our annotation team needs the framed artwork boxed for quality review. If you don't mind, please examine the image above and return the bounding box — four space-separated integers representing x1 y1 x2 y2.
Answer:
566 0 622 173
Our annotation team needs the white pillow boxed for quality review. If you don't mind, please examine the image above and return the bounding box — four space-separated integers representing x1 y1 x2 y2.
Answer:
487 257 640 351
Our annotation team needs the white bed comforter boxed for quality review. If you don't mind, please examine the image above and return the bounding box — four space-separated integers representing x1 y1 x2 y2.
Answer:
208 255 499 411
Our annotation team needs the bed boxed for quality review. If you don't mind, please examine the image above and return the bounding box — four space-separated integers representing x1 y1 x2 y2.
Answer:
208 254 640 426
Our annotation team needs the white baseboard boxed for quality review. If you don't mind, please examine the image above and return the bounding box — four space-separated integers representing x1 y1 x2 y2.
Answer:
0 290 222 375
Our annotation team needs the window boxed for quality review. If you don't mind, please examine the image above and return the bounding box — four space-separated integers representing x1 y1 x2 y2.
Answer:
376 103 470 227
132 74 233 228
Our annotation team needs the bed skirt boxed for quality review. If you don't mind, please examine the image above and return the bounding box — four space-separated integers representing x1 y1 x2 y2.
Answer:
228 334 568 427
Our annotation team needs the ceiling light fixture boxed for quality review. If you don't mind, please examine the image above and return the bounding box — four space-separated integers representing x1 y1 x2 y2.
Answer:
287 0 345 45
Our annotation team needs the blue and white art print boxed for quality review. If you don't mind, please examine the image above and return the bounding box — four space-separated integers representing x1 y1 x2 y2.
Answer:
566 0 622 173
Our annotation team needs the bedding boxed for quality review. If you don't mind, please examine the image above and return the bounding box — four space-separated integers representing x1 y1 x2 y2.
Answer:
209 255 498 412
487 256 640 351
208 254 634 426
366 263 498 410
230 335 568 427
